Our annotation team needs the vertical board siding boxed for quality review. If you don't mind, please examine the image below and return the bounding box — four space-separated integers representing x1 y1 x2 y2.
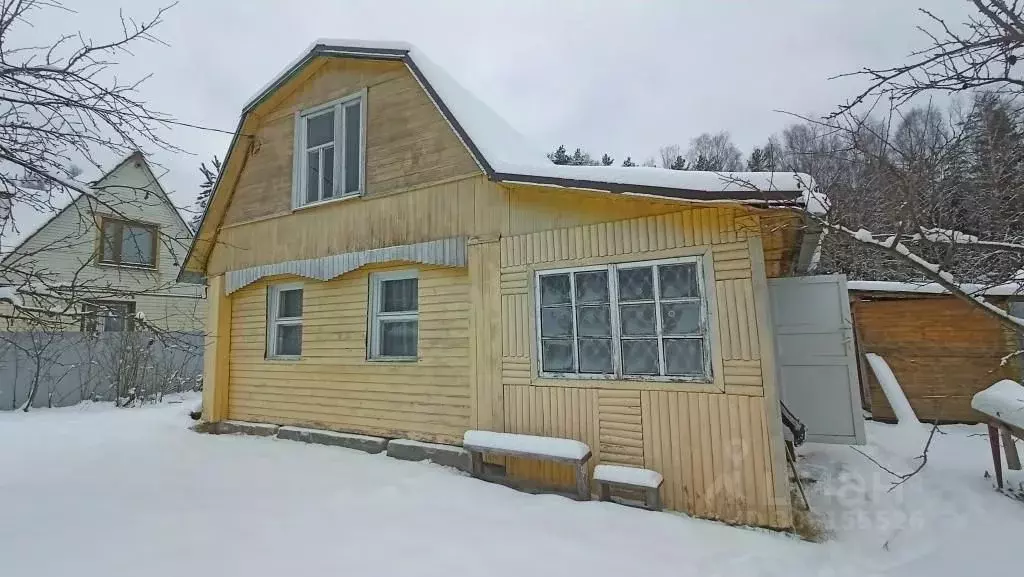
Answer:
495 204 786 527
227 263 472 443
503 385 600 489
640 391 777 526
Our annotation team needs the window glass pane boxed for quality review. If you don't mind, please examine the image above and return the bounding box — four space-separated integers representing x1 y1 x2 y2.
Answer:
619 303 656 336
661 302 701 335
539 274 571 306
276 324 302 356
540 306 573 338
344 102 361 194
101 223 118 261
576 305 610 337
121 225 153 265
380 320 417 357
618 267 654 301
659 263 699 299
578 338 613 373
664 338 704 376
306 150 319 203
380 278 417 312
278 289 303 318
306 110 334 148
621 339 660 375
322 145 334 199
541 339 574 372
574 271 608 303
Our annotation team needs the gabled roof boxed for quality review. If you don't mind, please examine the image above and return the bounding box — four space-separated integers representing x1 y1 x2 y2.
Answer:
243 39 816 205
1 152 190 262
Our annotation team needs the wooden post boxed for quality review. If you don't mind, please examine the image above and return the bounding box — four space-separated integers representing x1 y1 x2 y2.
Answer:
988 424 1004 489
646 487 662 511
597 481 611 502
470 451 484 477
1001 427 1021 471
201 274 231 422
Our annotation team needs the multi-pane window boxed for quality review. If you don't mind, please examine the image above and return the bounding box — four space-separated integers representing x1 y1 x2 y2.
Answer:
537 257 710 381
369 270 418 359
81 301 136 333
99 218 156 268
267 283 303 358
294 92 364 207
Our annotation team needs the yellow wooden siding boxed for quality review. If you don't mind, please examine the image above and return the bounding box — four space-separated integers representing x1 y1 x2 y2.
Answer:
209 175 504 274
640 391 780 526
503 384 600 488
221 58 480 226
226 263 472 443
495 204 788 527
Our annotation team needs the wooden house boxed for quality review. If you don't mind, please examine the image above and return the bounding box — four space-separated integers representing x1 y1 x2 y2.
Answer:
849 281 1023 423
182 40 825 529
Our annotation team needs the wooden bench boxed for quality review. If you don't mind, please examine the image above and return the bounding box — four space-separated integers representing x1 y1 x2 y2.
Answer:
972 380 1024 489
593 464 664 511
463 430 592 500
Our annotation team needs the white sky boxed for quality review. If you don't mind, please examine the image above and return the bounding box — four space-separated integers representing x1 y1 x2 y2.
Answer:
38 0 969 221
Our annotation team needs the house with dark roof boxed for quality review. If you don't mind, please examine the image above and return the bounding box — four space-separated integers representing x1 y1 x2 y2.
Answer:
182 40 828 529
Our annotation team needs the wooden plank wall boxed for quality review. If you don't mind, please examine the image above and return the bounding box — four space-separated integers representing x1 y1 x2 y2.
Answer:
222 58 480 226
496 205 789 527
852 294 1020 423
226 263 472 443
208 175 501 274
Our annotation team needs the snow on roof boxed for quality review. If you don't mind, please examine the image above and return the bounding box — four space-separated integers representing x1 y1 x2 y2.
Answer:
243 39 818 207
847 280 1023 297
972 379 1024 430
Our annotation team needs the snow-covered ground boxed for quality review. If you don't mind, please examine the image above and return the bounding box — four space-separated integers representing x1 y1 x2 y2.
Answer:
0 396 1021 577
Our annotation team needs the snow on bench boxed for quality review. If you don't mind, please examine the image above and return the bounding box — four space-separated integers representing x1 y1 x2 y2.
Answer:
462 430 590 461
593 465 663 489
462 430 592 500
972 380 1024 431
593 464 664 510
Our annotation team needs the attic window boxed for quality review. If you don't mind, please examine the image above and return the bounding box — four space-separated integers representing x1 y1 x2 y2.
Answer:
293 91 365 208
99 217 157 268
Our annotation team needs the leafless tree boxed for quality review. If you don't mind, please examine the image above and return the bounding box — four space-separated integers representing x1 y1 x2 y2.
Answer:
836 1 1024 114
658 144 681 169
685 131 744 171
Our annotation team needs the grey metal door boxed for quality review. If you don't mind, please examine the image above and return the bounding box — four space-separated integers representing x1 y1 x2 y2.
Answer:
767 274 865 445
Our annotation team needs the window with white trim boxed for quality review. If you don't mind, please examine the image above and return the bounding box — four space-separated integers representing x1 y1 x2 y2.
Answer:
267 283 303 358
536 257 710 381
293 91 364 208
369 270 418 359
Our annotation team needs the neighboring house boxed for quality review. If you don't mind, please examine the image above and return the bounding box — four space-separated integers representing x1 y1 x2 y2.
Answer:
849 281 1023 423
0 152 205 333
183 40 824 529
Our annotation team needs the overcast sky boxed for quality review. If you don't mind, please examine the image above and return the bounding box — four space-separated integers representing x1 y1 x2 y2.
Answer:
40 0 969 220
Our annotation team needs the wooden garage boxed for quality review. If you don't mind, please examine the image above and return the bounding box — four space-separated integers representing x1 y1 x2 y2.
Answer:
849 281 1023 423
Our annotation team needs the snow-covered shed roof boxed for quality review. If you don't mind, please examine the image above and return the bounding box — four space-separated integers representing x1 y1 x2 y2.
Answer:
847 280 1023 297
243 39 818 207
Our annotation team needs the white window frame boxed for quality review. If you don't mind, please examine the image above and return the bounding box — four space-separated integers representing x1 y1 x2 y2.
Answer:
368 269 419 361
267 282 303 359
292 89 367 210
534 256 712 382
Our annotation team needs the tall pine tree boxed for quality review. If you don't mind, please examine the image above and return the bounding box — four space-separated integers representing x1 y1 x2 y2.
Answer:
191 156 221 231
601 153 614 166
621 156 636 167
670 155 687 170
548 145 571 165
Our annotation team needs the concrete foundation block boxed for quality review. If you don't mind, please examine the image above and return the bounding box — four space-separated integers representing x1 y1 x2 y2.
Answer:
216 420 280 437
277 426 387 454
386 439 470 471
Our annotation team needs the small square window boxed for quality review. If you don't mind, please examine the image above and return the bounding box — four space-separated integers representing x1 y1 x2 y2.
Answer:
99 218 156 268
369 270 418 360
267 283 303 358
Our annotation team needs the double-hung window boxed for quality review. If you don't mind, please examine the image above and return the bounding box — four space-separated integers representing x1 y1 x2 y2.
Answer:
267 283 303 358
369 270 418 360
293 91 364 208
537 257 710 381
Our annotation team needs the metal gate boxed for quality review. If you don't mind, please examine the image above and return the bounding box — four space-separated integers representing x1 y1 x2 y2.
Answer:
767 274 865 444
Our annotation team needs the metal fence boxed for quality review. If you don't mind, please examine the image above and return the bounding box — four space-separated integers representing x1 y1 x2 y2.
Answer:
0 331 203 410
